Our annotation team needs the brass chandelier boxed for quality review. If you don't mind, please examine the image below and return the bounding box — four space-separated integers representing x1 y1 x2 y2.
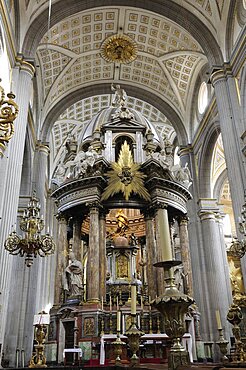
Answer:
4 192 55 267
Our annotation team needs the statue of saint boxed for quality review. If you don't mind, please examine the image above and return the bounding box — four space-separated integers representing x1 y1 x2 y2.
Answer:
111 84 127 108
63 252 83 297
171 162 193 189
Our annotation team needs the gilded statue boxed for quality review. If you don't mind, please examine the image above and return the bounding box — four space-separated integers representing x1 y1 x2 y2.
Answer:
116 209 129 235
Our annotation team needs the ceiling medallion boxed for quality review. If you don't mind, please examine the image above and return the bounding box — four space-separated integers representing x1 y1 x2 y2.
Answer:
100 34 138 64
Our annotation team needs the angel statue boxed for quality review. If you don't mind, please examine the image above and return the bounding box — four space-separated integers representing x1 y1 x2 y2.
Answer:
171 162 192 189
111 83 127 108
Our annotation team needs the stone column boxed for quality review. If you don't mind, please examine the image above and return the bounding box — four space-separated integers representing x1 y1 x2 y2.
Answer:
0 59 35 364
210 66 246 224
144 209 157 300
216 213 233 304
87 203 100 303
54 214 68 306
33 143 50 312
73 218 82 262
177 215 193 296
198 200 231 341
99 210 107 300
154 204 173 296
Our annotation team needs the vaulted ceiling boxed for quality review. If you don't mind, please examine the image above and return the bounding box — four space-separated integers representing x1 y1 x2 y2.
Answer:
16 0 241 167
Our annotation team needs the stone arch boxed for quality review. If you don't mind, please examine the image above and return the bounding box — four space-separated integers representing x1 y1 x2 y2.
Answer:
213 168 228 201
225 1 239 60
22 0 223 66
40 83 188 146
198 119 221 198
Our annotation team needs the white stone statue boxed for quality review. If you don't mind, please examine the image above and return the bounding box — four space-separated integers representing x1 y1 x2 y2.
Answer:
55 159 66 184
63 252 83 297
111 83 127 108
171 162 192 189
73 146 98 178
151 149 169 169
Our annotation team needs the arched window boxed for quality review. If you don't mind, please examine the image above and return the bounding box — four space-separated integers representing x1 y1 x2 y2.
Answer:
115 135 134 161
198 82 208 114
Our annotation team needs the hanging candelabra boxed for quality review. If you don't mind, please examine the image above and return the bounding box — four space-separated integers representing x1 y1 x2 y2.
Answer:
4 192 55 267
0 79 19 157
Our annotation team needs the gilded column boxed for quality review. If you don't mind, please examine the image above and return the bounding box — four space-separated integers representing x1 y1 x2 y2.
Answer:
177 215 193 296
144 209 157 300
87 202 100 303
99 210 107 300
54 214 68 306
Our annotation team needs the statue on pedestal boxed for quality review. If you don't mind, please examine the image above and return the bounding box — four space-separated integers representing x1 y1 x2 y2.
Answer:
63 252 83 297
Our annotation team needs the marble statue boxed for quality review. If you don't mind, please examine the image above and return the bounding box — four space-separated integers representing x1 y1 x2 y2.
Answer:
171 162 192 189
63 252 83 296
111 83 127 107
55 159 66 183
151 149 169 169
73 146 98 178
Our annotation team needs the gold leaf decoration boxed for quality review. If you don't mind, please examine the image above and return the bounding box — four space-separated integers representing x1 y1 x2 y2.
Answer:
101 141 150 201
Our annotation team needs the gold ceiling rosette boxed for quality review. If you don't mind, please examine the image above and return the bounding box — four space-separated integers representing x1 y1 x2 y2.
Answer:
101 141 150 201
100 34 138 64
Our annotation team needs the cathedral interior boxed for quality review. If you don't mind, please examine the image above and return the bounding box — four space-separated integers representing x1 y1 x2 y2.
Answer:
0 0 245 368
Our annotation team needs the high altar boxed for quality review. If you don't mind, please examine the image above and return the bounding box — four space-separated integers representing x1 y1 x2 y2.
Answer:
48 86 198 365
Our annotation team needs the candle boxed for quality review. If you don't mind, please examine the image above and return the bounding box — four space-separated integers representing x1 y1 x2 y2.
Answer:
215 310 222 330
116 296 119 311
158 208 172 261
109 295 112 312
101 297 104 311
131 284 137 315
117 310 121 332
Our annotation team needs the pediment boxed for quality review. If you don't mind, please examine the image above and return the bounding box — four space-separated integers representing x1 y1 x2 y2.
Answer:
103 118 146 132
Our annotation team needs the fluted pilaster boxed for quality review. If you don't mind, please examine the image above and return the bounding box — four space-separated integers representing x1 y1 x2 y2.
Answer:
0 60 34 361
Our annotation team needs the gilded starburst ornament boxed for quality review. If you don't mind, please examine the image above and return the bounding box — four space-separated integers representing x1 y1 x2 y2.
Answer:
100 34 138 64
101 141 150 201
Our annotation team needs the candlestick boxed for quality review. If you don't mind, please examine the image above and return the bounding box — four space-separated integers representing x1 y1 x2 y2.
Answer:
131 284 137 315
117 310 121 332
216 310 222 330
